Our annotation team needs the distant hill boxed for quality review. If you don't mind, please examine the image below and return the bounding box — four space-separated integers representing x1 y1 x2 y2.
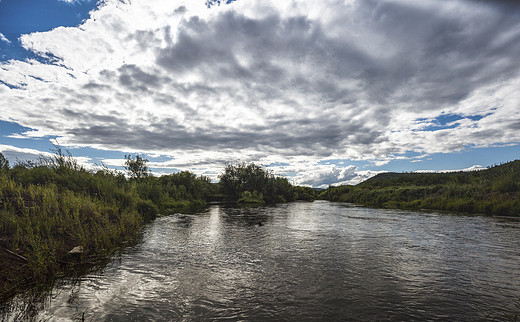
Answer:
319 160 520 216
360 160 520 189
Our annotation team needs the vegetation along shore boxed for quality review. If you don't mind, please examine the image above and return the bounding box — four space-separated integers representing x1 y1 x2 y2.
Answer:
319 160 520 216
1 147 519 303
0 148 315 302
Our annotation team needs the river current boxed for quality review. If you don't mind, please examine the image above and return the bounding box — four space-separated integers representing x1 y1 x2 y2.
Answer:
8 201 520 320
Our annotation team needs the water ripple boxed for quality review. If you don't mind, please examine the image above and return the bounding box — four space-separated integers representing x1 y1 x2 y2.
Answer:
19 201 520 320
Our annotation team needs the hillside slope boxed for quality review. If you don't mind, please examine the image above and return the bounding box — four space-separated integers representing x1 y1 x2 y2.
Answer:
319 160 520 216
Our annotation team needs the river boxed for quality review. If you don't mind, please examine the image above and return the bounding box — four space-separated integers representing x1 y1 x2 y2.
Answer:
4 201 520 320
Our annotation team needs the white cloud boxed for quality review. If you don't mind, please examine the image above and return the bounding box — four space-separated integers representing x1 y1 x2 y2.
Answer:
0 144 53 162
0 32 10 44
415 165 486 173
1 0 520 186
0 144 96 170
292 164 383 188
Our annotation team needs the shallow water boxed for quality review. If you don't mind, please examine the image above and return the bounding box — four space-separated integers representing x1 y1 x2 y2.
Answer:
8 201 520 320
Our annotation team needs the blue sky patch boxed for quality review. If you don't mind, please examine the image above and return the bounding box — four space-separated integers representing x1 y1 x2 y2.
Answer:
265 162 290 167
375 144 520 172
416 112 493 132
0 0 98 62
0 119 32 135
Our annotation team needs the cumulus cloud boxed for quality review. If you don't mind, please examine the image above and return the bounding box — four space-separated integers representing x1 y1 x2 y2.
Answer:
1 0 520 186
0 145 52 164
294 165 382 188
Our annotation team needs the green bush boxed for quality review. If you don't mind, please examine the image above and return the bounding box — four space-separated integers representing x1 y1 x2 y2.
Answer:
136 199 158 221
237 190 265 205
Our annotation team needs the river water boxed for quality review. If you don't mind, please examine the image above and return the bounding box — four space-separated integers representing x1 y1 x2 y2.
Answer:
8 201 520 320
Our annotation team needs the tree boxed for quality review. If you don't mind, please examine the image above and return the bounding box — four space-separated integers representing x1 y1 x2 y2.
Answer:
124 154 150 179
0 152 9 174
219 162 278 202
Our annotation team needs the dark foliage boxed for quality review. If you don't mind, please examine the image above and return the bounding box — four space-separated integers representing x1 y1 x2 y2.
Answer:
124 154 150 179
218 162 316 204
0 153 8 174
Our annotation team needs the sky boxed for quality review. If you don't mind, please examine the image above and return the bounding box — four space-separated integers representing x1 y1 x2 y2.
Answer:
1 0 520 188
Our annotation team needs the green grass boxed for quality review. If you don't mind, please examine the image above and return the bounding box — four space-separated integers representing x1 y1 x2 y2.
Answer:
319 160 520 216
0 172 142 290
0 152 316 303
0 150 211 301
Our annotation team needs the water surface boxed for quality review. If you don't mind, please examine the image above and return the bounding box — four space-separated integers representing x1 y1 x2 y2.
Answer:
11 201 520 320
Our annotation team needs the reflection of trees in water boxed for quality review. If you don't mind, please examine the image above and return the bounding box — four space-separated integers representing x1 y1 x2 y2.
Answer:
220 205 270 227
1 291 46 322
176 214 196 229
0 247 135 321
1 276 82 321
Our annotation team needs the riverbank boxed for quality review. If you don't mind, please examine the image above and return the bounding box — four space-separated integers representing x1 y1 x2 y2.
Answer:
0 173 143 302
0 174 208 303
0 151 213 303
319 160 520 216
0 151 318 303
5 202 520 321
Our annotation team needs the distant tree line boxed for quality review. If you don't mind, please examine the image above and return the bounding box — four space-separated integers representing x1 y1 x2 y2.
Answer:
219 162 316 204
318 160 520 216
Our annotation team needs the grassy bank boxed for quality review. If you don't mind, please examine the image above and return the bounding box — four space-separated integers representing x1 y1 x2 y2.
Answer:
319 160 520 216
0 150 317 302
0 150 210 301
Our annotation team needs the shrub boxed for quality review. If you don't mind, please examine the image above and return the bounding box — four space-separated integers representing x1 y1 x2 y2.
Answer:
136 199 158 221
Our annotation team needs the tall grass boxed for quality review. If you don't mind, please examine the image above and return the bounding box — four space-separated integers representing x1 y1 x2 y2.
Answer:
0 171 143 295
0 149 211 300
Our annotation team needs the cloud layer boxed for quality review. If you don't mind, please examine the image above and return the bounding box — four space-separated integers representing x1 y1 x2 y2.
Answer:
1 0 520 186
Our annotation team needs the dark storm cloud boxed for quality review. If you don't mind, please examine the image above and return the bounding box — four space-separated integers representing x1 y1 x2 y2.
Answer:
156 11 370 86
67 113 377 158
62 108 123 125
155 0 520 112
467 0 520 8
354 0 520 109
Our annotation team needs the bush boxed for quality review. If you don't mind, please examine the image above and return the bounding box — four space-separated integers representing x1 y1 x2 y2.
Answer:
237 191 265 205
136 199 158 221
